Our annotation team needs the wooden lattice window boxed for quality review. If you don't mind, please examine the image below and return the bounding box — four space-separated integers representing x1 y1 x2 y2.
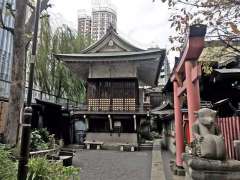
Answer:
124 98 136 111
88 99 99 111
112 98 124 111
99 98 110 111
87 79 138 112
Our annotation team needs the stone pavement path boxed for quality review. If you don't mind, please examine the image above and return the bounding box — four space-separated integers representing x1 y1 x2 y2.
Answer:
73 150 152 180
151 139 166 180
161 148 185 180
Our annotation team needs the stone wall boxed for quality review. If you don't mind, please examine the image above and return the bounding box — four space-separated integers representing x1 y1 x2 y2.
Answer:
86 132 138 144
0 101 8 134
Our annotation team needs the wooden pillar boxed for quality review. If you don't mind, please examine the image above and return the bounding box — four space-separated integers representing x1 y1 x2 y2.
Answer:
185 61 200 141
133 115 137 131
84 115 89 130
173 81 184 167
192 64 201 111
108 115 113 131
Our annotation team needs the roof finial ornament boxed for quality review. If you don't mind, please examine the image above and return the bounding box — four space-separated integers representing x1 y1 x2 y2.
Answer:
107 23 117 33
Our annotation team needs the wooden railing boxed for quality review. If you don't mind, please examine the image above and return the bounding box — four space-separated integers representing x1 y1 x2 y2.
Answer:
0 79 78 108
217 116 240 160
78 103 151 113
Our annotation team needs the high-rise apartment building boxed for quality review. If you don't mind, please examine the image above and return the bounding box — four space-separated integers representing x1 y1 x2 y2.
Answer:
77 0 117 41
0 0 15 98
78 10 91 38
91 6 117 41
158 56 171 87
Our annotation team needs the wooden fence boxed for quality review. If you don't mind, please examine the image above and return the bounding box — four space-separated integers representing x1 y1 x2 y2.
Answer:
217 117 240 160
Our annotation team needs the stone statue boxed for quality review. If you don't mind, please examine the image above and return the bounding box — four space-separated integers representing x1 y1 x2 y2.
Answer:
183 108 240 180
191 108 226 160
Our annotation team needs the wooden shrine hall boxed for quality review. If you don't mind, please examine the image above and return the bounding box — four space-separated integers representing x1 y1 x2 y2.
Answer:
55 26 166 145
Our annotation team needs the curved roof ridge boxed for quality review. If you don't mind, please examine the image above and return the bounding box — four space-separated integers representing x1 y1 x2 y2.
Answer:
81 27 143 53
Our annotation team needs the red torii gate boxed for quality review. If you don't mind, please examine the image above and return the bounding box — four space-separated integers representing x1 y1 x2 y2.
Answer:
170 24 207 167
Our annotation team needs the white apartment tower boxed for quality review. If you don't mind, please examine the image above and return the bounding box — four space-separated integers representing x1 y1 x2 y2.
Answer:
78 10 92 38
91 0 117 41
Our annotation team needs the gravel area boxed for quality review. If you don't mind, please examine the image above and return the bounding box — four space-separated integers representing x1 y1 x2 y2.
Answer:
73 150 152 180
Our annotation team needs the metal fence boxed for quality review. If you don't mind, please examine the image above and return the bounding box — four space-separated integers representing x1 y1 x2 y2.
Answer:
217 116 240 160
0 79 79 108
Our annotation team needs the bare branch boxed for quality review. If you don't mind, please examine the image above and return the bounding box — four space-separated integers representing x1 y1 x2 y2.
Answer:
27 1 35 9
217 29 240 54
0 8 14 34
6 2 16 18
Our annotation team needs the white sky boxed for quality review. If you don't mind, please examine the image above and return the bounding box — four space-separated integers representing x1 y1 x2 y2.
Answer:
49 0 178 66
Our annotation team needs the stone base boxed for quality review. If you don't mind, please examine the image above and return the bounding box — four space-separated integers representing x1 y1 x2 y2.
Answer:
86 132 138 144
170 160 185 176
183 153 240 180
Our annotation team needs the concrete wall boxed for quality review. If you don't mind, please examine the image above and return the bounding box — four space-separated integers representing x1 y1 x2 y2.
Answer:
86 132 138 144
89 62 137 78
139 88 144 107
0 101 8 134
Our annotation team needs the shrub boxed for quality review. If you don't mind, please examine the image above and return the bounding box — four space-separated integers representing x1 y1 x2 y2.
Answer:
27 157 80 180
30 128 51 151
0 147 17 180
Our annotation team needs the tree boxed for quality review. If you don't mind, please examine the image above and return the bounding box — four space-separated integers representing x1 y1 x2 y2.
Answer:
34 16 88 103
1 0 51 144
3 0 28 145
157 0 240 55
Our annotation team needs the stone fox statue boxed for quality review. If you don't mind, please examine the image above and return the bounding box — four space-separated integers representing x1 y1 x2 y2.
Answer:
191 108 226 160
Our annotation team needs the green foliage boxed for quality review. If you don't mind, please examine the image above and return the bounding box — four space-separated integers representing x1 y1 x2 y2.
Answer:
30 128 51 151
33 15 89 103
0 147 17 180
27 157 80 180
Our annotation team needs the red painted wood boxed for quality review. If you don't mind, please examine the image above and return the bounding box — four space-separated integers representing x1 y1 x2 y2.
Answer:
185 61 200 141
217 117 240 160
232 117 237 159
174 37 205 74
222 118 229 158
236 117 240 160
173 81 185 167
229 117 234 158
177 80 187 97
227 117 232 158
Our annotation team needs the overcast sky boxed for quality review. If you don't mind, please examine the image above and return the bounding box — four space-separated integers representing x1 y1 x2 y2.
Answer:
49 0 176 66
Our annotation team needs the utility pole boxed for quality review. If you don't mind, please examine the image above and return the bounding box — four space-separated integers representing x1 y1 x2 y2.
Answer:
17 0 41 179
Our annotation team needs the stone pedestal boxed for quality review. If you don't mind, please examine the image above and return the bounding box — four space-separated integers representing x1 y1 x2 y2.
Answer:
183 153 240 180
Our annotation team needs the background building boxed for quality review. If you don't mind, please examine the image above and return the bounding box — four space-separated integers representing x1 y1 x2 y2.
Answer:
158 56 171 87
91 0 117 41
77 10 91 38
0 0 15 98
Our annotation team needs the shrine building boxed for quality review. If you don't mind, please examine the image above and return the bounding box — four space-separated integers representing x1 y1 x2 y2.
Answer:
55 27 166 146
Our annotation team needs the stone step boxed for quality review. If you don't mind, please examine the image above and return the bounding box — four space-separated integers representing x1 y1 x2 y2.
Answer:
139 143 153 151
64 144 85 150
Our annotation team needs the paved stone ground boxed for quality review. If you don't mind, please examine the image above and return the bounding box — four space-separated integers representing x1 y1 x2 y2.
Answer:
73 150 152 180
151 139 166 180
161 149 185 180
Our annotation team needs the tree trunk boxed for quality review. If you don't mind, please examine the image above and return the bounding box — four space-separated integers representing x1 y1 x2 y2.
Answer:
4 0 28 144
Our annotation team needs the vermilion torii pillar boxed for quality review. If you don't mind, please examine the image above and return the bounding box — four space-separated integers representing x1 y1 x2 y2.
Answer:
171 24 207 167
173 80 184 166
